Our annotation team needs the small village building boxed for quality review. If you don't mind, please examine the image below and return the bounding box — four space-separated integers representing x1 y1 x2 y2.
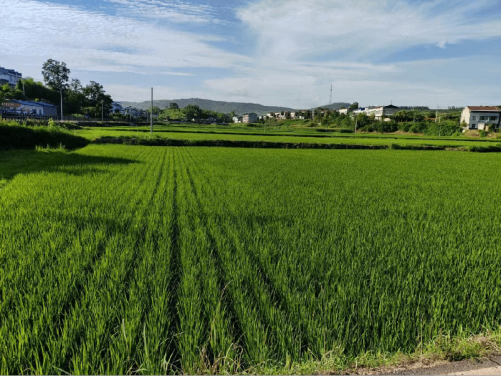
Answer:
232 116 242 123
111 101 125 114
1 100 57 116
242 113 258 123
460 106 501 130
364 105 399 120
0 67 22 87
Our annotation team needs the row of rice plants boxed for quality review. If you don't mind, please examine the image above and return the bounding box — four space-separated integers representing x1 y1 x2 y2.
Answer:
0 146 177 374
179 147 501 366
2 145 501 373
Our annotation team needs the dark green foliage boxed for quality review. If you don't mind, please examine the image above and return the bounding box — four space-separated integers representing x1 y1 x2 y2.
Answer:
0 124 89 150
92 135 387 149
16 78 59 104
41 59 70 92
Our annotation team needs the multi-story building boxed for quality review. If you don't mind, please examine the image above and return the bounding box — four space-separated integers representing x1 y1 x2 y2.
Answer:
349 105 399 120
0 67 22 87
460 106 501 130
242 113 258 123
364 105 399 120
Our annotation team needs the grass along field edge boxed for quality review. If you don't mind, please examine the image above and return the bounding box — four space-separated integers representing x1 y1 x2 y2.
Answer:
91 135 501 152
250 327 501 375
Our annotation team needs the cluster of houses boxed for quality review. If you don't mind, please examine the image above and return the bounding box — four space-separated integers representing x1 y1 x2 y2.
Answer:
110 101 143 117
1 99 58 116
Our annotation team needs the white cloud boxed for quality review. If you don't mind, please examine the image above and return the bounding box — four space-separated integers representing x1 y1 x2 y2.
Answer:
105 0 219 24
236 0 501 61
0 0 248 76
202 56 501 108
1 0 500 108
195 0 501 108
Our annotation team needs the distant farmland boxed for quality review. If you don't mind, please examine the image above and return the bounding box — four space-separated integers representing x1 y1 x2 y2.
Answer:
1 145 501 374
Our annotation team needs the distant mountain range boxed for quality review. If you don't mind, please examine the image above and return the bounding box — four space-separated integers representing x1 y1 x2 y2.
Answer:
120 98 351 115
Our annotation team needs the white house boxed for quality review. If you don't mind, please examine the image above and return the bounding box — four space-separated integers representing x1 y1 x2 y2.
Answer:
460 106 501 130
232 116 242 123
349 105 399 120
242 113 258 123
0 67 22 87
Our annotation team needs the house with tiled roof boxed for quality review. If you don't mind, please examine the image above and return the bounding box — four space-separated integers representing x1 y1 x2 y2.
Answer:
460 106 501 130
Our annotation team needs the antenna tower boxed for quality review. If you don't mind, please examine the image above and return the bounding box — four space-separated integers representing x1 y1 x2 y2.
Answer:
329 84 333 105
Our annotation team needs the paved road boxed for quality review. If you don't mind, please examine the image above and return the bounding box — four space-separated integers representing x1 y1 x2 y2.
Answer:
390 355 501 375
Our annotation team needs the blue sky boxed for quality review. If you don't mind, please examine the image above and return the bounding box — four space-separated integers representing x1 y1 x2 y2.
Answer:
1 0 501 108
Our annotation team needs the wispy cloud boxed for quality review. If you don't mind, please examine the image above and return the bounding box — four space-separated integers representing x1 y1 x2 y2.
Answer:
1 0 500 107
0 0 248 75
105 0 218 24
236 0 501 61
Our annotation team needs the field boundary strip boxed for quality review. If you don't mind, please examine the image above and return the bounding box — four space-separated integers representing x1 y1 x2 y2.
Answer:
91 136 501 152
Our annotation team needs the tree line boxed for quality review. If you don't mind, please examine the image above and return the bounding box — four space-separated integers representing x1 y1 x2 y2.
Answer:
1 59 113 118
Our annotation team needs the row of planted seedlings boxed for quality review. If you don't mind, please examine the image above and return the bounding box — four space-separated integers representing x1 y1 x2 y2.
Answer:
173 148 241 374
0 146 174 374
0 146 150 373
181 147 501 363
181 148 304 368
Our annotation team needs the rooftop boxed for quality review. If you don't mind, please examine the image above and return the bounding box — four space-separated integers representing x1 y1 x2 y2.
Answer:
467 106 500 112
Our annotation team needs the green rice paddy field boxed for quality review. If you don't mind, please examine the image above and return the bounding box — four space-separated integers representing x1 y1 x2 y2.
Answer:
1 144 501 374
76 126 501 148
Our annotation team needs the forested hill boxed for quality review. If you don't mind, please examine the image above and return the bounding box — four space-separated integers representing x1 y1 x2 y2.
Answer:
121 98 296 116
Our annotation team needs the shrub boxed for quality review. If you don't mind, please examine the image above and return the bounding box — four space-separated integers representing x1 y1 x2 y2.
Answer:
0 124 89 150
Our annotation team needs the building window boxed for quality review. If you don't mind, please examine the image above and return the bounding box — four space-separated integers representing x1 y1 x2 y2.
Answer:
472 116 477 120
480 116 487 120
469 124 477 129
490 116 498 121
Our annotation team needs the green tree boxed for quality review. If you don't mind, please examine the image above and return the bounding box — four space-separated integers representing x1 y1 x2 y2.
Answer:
185 104 202 120
42 59 71 117
1 83 23 102
82 81 113 117
65 79 86 115
349 102 359 110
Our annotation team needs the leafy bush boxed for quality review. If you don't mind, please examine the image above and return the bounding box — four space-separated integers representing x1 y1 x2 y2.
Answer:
0 124 89 150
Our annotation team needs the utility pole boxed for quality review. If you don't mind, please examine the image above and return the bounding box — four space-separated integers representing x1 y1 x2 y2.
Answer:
329 84 333 105
60 87 63 120
101 100 104 122
21 79 25 99
150 87 153 134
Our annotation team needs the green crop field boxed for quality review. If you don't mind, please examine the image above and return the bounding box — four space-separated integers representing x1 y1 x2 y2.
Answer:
75 126 501 149
1 145 501 374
